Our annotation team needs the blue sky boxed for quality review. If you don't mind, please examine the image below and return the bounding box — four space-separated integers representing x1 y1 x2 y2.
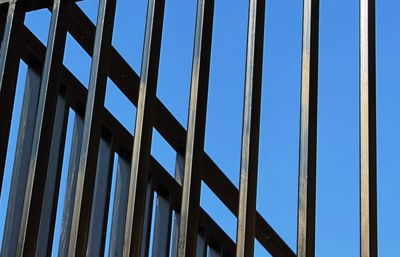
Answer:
1 0 400 256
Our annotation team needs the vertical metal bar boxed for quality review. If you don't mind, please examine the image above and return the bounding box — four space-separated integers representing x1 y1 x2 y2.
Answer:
0 1 25 186
35 92 69 257
0 5 6 40
122 0 165 255
360 0 377 256
109 157 130 257
151 193 173 257
67 0 116 255
235 0 265 256
177 0 214 256
18 0 70 254
140 179 155 257
170 154 184 257
297 0 319 257
58 113 84 257
1 68 40 257
87 136 114 257
196 228 207 257
208 245 222 257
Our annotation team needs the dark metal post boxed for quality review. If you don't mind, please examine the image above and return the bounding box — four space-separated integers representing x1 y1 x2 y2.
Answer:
151 192 173 257
297 0 319 257
18 0 70 254
58 113 84 257
177 0 214 256
140 179 155 257
170 154 184 257
235 0 265 257
86 136 115 257
35 92 69 257
67 0 117 255
108 157 131 257
122 0 165 256
0 0 25 187
360 0 377 256
1 68 40 257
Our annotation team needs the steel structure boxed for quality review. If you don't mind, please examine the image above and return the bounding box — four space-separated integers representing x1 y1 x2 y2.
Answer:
0 0 377 257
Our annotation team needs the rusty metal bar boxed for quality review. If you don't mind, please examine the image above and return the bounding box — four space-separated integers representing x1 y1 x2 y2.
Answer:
297 0 319 257
360 0 377 256
236 0 265 256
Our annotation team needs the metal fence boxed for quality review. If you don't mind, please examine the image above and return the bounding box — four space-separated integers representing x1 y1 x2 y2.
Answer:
0 0 377 257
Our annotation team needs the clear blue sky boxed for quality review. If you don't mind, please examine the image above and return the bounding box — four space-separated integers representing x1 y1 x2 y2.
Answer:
1 0 400 256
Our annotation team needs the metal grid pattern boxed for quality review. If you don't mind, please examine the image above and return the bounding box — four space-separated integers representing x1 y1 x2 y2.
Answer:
0 0 377 257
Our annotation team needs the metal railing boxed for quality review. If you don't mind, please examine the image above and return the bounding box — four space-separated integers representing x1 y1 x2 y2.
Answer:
0 0 377 257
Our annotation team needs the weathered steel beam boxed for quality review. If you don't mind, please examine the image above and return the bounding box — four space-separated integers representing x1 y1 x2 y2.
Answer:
236 0 265 256
297 0 319 257
19 1 70 255
123 0 165 256
178 0 214 256
360 0 377 256
0 0 25 191
67 0 117 255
